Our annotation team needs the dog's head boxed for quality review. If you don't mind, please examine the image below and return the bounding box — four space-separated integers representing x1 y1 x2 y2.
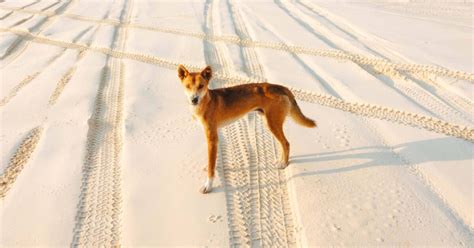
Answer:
177 64 212 106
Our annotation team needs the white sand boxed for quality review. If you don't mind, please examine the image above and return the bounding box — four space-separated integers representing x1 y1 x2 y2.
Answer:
0 0 472 246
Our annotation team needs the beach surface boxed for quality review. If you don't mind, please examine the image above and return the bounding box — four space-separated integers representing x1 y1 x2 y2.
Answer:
0 0 472 246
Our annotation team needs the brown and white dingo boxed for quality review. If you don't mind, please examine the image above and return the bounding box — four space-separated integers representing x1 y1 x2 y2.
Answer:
177 65 317 194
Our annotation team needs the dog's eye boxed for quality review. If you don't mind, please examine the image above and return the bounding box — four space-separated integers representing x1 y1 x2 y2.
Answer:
198 84 204 89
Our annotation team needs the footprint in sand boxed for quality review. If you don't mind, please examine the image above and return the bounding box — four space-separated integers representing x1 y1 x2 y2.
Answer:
332 125 350 147
208 215 223 223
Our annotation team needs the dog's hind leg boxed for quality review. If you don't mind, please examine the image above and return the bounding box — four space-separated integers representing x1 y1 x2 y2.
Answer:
264 108 290 169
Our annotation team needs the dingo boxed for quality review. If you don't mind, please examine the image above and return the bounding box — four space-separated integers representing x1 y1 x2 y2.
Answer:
178 65 316 193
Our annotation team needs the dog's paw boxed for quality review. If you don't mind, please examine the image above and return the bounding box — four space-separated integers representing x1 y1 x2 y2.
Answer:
274 160 289 169
199 178 213 194
199 185 212 194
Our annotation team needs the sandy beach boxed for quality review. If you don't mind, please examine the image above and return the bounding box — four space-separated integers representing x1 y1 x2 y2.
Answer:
0 0 473 246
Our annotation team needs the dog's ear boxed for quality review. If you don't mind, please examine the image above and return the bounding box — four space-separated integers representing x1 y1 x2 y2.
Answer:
201 66 212 81
178 64 189 80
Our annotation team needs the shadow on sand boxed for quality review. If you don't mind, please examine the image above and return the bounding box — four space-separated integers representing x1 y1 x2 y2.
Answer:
288 137 472 179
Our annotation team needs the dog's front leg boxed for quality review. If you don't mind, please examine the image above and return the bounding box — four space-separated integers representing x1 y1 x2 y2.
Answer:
200 126 218 194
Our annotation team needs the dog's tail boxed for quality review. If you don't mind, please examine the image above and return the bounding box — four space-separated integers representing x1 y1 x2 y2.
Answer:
284 88 317 128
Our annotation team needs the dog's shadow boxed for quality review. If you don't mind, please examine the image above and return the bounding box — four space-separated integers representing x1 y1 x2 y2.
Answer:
215 137 471 192
209 186 225 193
288 137 472 179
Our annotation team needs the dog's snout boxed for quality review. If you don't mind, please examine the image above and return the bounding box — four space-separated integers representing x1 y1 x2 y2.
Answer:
191 96 199 105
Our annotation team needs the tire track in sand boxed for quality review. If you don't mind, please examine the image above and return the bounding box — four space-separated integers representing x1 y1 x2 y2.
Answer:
18 1 40 10
294 0 473 120
204 0 296 246
277 0 471 126
48 66 76 106
0 126 43 199
0 15 100 200
214 8 474 145
253 1 474 236
0 72 40 107
0 26 93 108
40 1 61 12
0 0 78 69
1 28 472 142
0 10 13 20
7 14 35 28
1 4 472 82
71 0 132 246
48 6 115 107
227 0 296 246
202 1 255 246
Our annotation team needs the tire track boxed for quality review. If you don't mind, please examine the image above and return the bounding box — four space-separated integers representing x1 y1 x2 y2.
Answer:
273 84 474 142
340 98 474 241
274 0 470 126
406 69 473 122
1 4 472 82
205 0 297 246
0 0 77 69
0 10 13 20
0 26 93 108
225 1 263 245
355 2 472 27
0 27 471 142
48 5 114 107
229 1 472 142
40 1 61 12
47 48 87 107
48 66 76 106
248 1 474 236
7 14 35 28
228 1 467 244
0 126 43 199
0 19 99 201
219 123 254 246
202 1 254 246
0 72 40 107
0 26 197 69
17 1 40 10
71 0 132 246
227 0 296 246
295 0 473 83
295 0 473 119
